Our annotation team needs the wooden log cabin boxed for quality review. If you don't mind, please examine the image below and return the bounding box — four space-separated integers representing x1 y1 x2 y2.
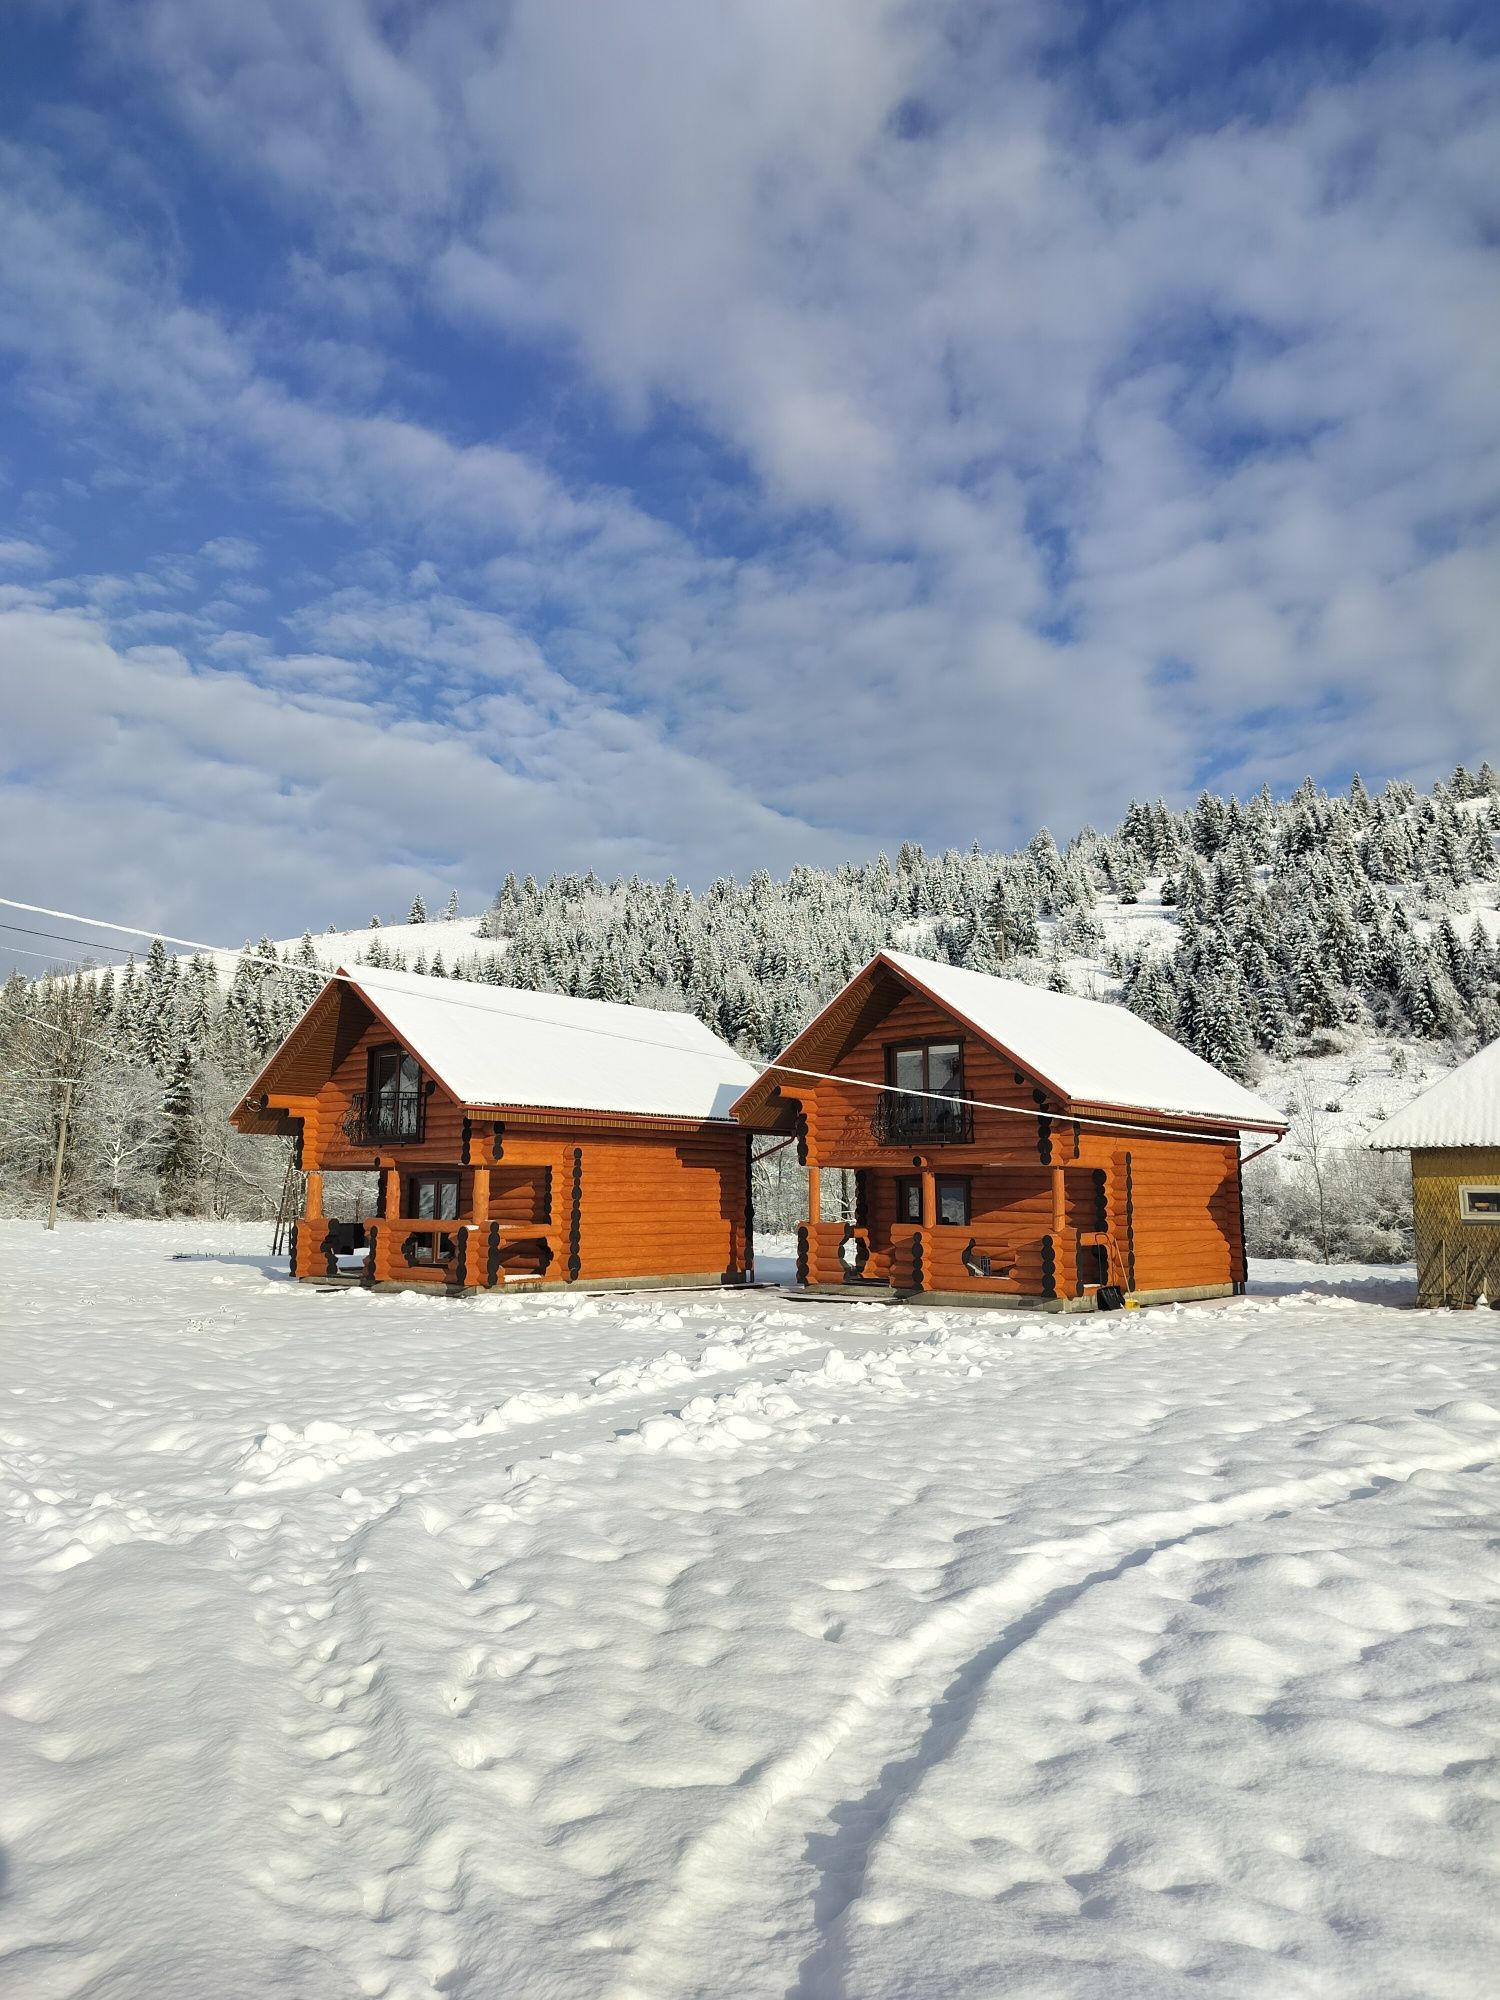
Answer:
733 950 1286 1309
1372 1037 1500 1307
230 967 759 1292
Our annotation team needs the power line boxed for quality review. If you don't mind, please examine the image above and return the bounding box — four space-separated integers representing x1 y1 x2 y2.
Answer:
0 920 137 959
0 893 1283 1150
2 940 116 971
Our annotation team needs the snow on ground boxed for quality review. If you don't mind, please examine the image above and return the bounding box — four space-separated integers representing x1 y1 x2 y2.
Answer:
2 1224 1498 2000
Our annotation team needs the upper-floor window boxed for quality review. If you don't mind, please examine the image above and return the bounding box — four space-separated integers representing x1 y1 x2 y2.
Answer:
880 1040 969 1143
364 1045 424 1144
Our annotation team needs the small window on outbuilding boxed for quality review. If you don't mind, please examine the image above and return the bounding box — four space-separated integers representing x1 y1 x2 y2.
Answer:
1459 1185 1500 1222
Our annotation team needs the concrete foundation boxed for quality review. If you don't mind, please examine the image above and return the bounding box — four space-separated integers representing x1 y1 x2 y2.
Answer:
300 1269 750 1297
793 1281 1239 1312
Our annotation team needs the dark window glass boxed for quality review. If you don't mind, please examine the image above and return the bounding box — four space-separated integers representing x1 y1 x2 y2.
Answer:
372 1047 420 1102
897 1176 923 1223
929 1044 961 1096
892 1047 925 1095
885 1041 967 1141
1462 1187 1500 1218
409 1174 459 1221
367 1045 423 1142
936 1179 970 1226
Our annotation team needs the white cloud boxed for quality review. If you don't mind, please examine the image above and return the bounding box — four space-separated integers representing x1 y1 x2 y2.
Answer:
198 536 260 571
0 590 855 956
0 0 1495 946
0 538 50 570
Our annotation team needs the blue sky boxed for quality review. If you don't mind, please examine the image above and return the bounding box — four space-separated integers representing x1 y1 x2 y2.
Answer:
1 0 1496 966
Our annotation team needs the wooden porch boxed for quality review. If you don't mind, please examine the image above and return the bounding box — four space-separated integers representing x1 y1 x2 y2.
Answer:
290 1160 557 1289
795 1154 1114 1306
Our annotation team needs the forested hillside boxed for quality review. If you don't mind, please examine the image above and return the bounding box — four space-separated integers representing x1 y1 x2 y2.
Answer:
3 768 1497 1252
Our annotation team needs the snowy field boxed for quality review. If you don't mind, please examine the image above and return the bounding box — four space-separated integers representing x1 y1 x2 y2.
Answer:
2 1225 1498 2000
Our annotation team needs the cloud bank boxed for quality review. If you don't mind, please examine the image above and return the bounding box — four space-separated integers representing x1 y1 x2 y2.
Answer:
1 0 1496 958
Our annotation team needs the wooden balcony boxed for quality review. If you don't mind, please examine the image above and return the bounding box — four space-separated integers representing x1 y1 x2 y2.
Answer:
870 1091 974 1147
340 1089 426 1148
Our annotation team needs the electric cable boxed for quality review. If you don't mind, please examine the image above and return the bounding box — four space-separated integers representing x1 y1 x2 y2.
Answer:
0 894 1286 1152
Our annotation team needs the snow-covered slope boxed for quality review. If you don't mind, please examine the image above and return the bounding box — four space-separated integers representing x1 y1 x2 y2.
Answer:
2 1220 1497 1998
202 914 510 983
1035 873 1500 1150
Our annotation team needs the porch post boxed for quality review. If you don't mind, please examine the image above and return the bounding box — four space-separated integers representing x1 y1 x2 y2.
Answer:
920 1168 936 1228
802 1154 821 1286
463 1161 492 1289
369 1166 403 1285
1050 1162 1072 1300
291 1146 327 1279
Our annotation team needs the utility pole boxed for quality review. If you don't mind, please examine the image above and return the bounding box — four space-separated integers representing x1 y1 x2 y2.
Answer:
46 1076 76 1231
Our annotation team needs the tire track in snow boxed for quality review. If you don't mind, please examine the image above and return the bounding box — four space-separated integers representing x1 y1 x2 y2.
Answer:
227 1316 826 1494
609 1444 1496 2000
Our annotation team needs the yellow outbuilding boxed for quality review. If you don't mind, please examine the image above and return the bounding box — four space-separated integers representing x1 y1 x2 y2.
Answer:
1373 1039 1500 1307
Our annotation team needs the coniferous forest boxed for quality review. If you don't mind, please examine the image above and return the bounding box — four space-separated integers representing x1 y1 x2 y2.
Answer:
3 768 1497 1255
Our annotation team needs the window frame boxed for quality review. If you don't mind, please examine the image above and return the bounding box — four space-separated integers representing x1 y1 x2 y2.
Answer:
885 1037 965 1100
365 1042 425 1144
403 1172 460 1266
1458 1184 1500 1223
406 1172 460 1221
895 1174 971 1226
882 1036 967 1143
935 1176 971 1227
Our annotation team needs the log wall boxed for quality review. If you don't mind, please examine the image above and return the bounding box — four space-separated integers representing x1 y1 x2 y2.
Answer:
810 983 1044 1162
786 966 1247 1301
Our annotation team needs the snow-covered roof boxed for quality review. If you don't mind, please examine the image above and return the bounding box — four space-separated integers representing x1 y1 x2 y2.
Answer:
740 950 1285 1131
1370 1038 1500 1150
883 952 1285 1127
344 967 759 1123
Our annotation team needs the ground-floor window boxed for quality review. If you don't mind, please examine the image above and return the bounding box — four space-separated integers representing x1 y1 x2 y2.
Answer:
896 1176 971 1225
1459 1185 1500 1221
408 1174 460 1220
405 1173 460 1265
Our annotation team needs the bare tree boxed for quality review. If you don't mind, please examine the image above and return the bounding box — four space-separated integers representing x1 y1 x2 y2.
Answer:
0 974 108 1220
76 1062 164 1213
1284 1067 1334 1263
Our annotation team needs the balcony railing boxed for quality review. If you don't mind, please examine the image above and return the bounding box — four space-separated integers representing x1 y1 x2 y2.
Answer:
341 1089 425 1147
871 1090 973 1147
